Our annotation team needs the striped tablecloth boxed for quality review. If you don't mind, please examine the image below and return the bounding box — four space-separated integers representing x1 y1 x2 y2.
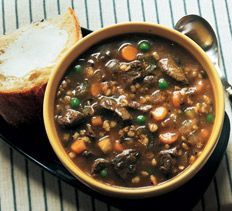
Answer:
0 0 232 210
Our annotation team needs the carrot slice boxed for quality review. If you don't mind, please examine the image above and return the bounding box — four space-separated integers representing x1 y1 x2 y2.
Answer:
71 139 86 154
200 128 210 139
120 45 138 61
91 116 103 126
196 80 204 93
150 106 168 121
90 82 102 97
159 131 179 144
172 92 181 108
114 141 124 152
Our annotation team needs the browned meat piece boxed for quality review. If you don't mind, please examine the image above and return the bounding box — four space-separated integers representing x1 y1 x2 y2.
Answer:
115 106 132 120
82 150 95 158
179 119 198 136
57 109 84 127
82 99 98 116
75 81 89 97
158 57 188 83
158 153 176 175
143 75 156 85
112 60 143 85
151 90 167 104
99 97 132 120
112 149 140 179
91 158 110 174
159 147 178 156
105 59 120 73
127 101 152 112
86 123 97 138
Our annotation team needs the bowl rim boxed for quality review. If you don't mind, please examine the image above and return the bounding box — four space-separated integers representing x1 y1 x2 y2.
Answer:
43 22 224 198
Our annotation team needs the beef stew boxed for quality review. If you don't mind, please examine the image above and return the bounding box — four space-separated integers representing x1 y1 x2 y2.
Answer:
54 34 215 187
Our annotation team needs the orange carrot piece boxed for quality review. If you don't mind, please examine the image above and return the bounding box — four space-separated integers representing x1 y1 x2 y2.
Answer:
71 139 86 154
172 92 181 108
91 116 103 126
90 82 102 97
200 128 210 139
159 131 179 144
114 141 124 152
196 80 204 93
120 45 138 61
151 106 168 121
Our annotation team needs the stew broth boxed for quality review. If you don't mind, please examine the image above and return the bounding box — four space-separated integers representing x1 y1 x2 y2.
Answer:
54 34 214 187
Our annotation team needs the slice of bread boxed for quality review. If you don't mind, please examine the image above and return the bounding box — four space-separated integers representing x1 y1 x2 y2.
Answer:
0 8 82 126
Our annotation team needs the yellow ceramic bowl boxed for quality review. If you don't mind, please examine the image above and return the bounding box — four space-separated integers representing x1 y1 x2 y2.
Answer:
44 22 224 198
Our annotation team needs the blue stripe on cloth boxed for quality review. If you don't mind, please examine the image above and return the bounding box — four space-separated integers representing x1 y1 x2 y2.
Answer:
57 0 60 14
10 149 17 211
112 0 117 23
140 0 145 21
98 0 103 27
225 0 232 36
57 180 64 211
154 0 160 23
28 0 32 22
14 0 18 28
126 0 131 21
1 0 5 34
183 0 187 15
41 170 48 211
213 178 221 211
84 0 89 28
75 189 79 211
43 0 47 19
197 0 202 16
25 159 32 211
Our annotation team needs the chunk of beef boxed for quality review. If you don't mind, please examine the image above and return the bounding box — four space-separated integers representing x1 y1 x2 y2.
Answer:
98 50 112 62
75 81 89 97
82 150 95 158
127 101 152 112
105 59 120 73
91 158 110 174
86 124 97 138
57 109 84 127
158 57 188 83
143 75 156 85
112 149 140 179
119 60 144 84
159 147 178 157
82 99 98 116
158 153 176 175
179 119 198 136
99 97 132 120
151 90 167 104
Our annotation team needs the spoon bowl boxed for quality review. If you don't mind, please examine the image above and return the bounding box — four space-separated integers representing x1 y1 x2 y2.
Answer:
175 14 219 66
175 14 232 102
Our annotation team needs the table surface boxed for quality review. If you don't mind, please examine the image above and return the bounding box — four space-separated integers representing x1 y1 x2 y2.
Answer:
0 0 232 211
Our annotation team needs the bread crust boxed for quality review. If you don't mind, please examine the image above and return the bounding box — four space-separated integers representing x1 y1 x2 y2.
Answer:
0 8 82 126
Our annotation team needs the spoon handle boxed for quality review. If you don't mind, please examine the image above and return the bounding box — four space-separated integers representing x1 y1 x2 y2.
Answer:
214 64 232 105
225 86 232 105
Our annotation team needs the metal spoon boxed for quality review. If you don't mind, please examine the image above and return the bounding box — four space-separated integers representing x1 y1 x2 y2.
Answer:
175 14 232 102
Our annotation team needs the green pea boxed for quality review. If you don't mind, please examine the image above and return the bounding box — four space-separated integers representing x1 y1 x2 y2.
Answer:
100 169 108 178
138 40 151 52
158 78 169 90
136 115 146 125
206 113 214 123
73 64 82 74
70 98 80 109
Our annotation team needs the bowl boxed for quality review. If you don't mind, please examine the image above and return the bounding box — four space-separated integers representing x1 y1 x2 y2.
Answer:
43 22 224 198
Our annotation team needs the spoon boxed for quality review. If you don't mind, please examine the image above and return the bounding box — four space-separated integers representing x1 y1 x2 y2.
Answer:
175 14 232 102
